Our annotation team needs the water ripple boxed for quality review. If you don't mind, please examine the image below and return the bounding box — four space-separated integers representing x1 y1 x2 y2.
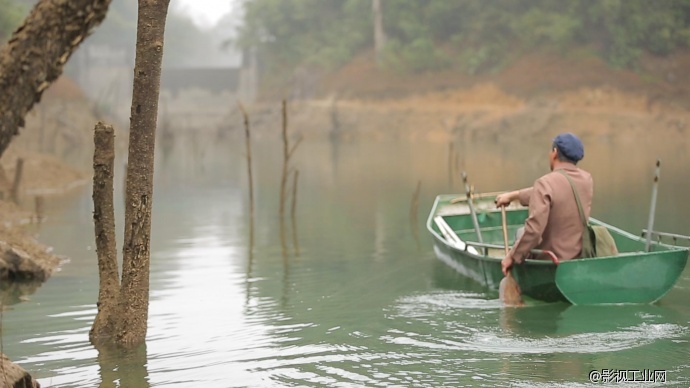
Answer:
384 323 687 354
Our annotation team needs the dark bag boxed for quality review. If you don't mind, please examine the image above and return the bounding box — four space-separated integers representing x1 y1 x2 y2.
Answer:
558 171 618 258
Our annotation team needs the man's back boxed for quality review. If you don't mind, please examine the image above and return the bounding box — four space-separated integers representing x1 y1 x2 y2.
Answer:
538 165 593 260
512 164 593 262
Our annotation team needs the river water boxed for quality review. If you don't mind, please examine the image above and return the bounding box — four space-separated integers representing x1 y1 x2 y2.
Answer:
2 128 689 387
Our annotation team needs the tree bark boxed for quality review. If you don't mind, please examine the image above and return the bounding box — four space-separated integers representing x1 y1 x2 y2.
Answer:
117 0 170 348
372 0 387 66
90 122 120 346
0 0 112 159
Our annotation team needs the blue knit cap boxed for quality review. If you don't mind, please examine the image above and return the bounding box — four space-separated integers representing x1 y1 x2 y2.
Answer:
553 133 584 162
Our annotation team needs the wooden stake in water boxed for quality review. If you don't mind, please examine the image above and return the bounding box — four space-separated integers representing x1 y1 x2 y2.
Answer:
279 100 302 256
409 180 422 249
10 158 23 204
645 160 661 252
291 169 300 256
238 102 255 250
279 100 289 254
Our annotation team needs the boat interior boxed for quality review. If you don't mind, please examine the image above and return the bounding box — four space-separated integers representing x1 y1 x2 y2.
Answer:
431 194 688 259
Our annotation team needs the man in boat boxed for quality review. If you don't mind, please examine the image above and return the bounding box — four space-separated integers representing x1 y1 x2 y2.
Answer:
495 132 593 275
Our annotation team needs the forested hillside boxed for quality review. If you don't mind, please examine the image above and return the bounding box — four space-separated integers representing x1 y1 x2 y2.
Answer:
236 0 690 97
4 0 690 100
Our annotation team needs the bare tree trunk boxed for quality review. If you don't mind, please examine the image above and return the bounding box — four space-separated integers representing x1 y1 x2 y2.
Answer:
372 0 387 66
90 122 120 346
238 102 254 249
279 100 301 256
0 0 112 159
117 0 170 348
290 170 300 256
409 179 421 249
9 158 23 204
279 100 289 249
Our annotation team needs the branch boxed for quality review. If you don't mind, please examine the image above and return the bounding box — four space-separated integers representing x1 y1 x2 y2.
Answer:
287 135 303 161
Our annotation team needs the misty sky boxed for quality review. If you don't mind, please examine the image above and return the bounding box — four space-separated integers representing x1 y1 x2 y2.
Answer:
174 0 235 29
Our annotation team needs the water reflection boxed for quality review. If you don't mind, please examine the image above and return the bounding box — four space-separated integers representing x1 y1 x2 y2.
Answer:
97 345 149 388
389 293 687 354
1 128 689 386
387 288 689 385
1 281 44 307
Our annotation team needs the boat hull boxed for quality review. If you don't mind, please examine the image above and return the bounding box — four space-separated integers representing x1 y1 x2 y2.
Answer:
427 194 689 304
555 251 688 304
432 234 566 302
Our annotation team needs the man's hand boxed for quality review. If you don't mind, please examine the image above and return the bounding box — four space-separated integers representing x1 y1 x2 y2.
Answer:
495 191 518 208
501 255 514 276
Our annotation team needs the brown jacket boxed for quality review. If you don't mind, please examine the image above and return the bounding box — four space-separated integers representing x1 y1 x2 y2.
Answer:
510 164 593 263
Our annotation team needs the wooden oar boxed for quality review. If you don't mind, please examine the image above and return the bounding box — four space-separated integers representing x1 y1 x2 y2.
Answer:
434 216 479 255
498 205 523 306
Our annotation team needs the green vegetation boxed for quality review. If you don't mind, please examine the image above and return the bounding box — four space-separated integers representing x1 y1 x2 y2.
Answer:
237 0 372 69
236 0 690 77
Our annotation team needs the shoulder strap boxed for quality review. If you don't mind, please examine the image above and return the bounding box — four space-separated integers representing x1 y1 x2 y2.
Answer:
557 170 596 258
556 170 588 228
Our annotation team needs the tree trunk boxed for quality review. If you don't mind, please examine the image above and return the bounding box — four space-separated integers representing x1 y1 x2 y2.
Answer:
0 0 112 159
372 0 387 66
116 0 170 348
90 122 120 346
279 99 289 249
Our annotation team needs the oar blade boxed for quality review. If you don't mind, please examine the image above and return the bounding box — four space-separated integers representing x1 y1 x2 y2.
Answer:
499 206 523 306
499 272 524 306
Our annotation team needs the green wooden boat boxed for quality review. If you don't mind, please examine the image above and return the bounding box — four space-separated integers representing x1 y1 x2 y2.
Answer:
427 193 689 304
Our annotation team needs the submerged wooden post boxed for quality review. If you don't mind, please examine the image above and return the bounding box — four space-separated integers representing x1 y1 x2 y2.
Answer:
280 101 289 254
238 102 255 249
239 104 256 309
89 0 171 350
279 100 302 256
10 158 23 204
0 165 10 200
117 0 171 348
34 195 45 223
410 180 422 249
330 98 340 133
90 122 120 345
291 169 300 256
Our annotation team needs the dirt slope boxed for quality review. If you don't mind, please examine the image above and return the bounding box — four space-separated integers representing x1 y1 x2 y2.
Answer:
320 50 690 106
239 51 685 147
